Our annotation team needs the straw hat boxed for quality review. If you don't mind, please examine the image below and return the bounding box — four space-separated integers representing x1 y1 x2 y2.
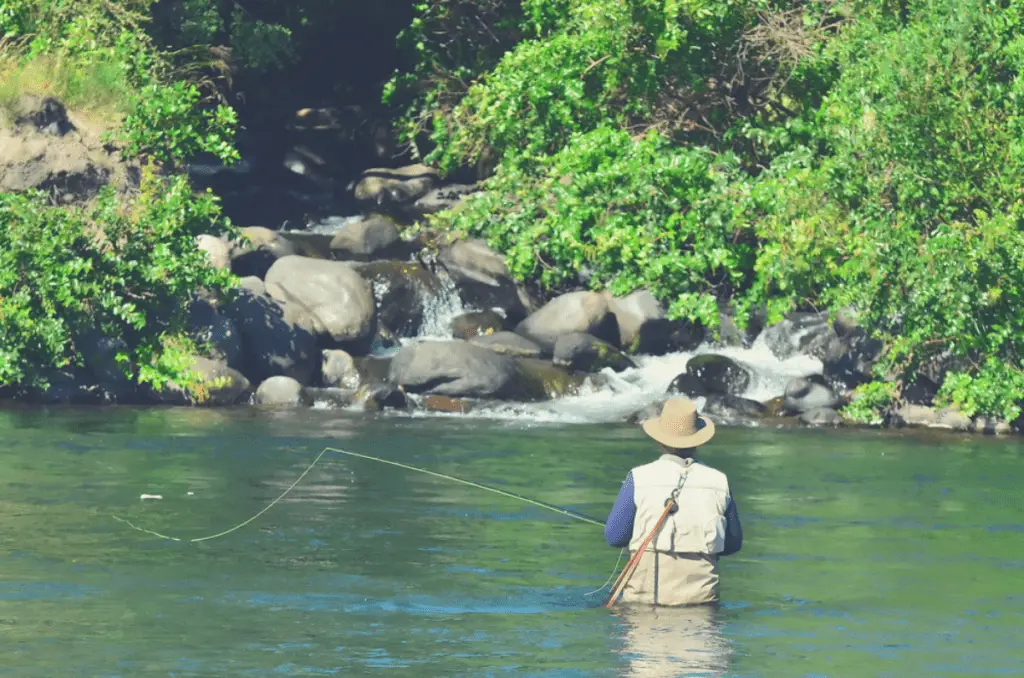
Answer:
641 397 716 448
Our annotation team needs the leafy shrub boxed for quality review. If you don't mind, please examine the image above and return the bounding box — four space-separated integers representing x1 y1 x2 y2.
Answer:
0 166 237 391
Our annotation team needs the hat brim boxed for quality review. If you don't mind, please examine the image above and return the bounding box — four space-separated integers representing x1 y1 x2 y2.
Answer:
642 415 716 449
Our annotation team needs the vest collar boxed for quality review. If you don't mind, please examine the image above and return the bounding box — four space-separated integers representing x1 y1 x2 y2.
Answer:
659 454 695 469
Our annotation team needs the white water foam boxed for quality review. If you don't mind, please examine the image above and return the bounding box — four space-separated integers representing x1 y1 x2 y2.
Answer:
385 334 824 426
416 270 470 339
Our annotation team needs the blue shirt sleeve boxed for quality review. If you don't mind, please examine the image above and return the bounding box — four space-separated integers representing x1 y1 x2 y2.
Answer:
604 472 636 548
721 496 743 556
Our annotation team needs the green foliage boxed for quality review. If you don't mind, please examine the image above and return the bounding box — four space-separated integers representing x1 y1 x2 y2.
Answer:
396 0 1024 417
0 166 237 390
840 381 896 426
434 127 752 326
113 81 240 168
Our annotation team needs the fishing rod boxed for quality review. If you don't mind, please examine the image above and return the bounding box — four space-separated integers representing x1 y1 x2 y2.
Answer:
112 445 606 543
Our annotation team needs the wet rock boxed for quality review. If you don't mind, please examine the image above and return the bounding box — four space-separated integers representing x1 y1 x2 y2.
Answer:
553 333 636 373
75 329 135 402
703 394 767 420
901 374 940 406
437 239 532 324
667 373 709 399
421 394 474 414
972 417 1012 435
800 407 843 427
222 287 318 385
197 234 232 271
361 385 408 412
388 340 518 398
353 356 393 386
684 355 751 396
353 163 440 206
470 331 545 359
512 358 588 401
892 404 938 427
304 387 357 408
628 399 667 425
411 183 479 217
935 408 972 432
148 356 251 406
188 298 242 368
762 311 840 361
822 326 884 390
515 291 620 351
255 376 310 407
328 215 406 261
452 310 507 340
352 261 443 337
265 256 377 351
783 376 840 415
230 226 298 279
23 369 104 405
321 349 360 390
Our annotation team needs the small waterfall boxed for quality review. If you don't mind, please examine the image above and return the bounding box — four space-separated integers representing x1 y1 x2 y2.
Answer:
415 269 470 339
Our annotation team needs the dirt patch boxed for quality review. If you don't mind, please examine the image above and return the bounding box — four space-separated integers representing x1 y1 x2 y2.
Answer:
0 95 139 205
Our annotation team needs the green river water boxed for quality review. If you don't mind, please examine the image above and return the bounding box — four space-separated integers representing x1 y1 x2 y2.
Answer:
1 406 1022 677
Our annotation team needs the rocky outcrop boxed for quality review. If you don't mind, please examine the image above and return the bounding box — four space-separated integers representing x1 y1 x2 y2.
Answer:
452 310 507 340
782 376 841 415
470 331 545 359
230 227 298 279
684 355 752 396
264 256 377 350
255 376 310 407
221 287 318 385
321 349 360 390
388 340 518 398
328 215 407 261
353 163 440 207
553 333 635 373
515 291 620 351
147 356 251 406
0 96 139 205
197 235 232 271
608 290 701 355
437 239 534 324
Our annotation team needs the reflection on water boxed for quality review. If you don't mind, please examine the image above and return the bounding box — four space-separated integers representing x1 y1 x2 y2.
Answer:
0 407 1022 676
614 605 732 677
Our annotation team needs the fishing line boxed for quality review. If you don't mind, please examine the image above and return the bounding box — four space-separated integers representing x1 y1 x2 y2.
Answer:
112 446 605 541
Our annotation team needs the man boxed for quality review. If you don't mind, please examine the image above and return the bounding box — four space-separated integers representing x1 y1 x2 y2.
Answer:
605 397 743 606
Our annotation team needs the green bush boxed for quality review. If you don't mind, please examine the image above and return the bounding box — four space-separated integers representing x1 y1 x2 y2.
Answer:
0 167 237 391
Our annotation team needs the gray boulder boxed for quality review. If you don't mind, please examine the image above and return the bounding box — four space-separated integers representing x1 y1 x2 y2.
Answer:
452 310 507 340
148 356 251 406
221 287 318 385
255 376 310 407
685 355 751 396
197 234 232 271
553 333 636 373
388 340 518 398
667 373 709 399
188 298 242 368
438 239 533 324
703 394 767 421
762 312 841 361
322 349 360 390
608 290 675 355
230 226 298 279
470 331 544 359
800 407 843 427
515 291 620 351
265 256 377 350
353 163 440 206
782 376 840 414
329 215 405 261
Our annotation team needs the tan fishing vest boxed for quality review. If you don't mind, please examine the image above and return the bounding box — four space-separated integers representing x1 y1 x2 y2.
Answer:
628 455 731 555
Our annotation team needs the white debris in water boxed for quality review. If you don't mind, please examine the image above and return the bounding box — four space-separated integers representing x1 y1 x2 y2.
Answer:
140 494 163 500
